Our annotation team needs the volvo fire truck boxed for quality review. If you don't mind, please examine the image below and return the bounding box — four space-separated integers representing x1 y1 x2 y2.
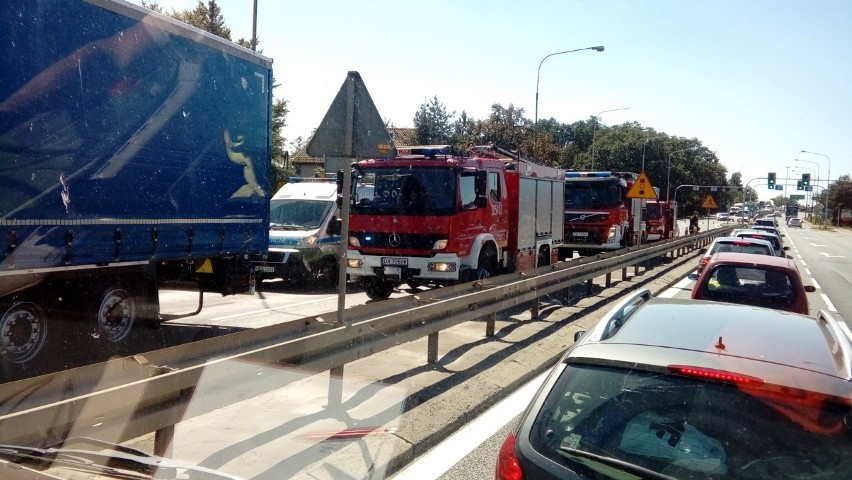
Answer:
345 145 564 300
560 171 645 256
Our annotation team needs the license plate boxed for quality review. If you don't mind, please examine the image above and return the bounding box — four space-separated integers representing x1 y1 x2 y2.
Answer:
256 266 275 273
382 257 408 266
572 232 589 237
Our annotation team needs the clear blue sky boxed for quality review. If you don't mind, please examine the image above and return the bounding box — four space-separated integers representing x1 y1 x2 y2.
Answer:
135 0 851 201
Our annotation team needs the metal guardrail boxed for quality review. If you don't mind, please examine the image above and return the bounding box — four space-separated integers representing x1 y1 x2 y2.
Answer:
0 227 729 450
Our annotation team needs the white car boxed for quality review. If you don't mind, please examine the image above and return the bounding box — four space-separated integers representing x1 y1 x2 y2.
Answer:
716 212 731 221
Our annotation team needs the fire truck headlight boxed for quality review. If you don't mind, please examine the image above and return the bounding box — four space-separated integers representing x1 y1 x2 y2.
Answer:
347 258 362 268
432 239 448 250
428 262 457 272
348 236 361 248
607 225 618 242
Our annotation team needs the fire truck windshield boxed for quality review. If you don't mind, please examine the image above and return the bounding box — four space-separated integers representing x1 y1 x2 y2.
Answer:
646 202 663 219
352 167 457 215
564 182 622 209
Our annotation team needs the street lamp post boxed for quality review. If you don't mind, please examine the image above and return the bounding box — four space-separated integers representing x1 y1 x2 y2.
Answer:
534 46 604 155
590 107 630 170
800 150 831 228
641 134 665 172
666 146 696 202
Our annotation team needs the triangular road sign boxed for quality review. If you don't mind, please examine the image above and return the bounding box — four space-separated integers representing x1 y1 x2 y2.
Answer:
701 195 718 209
306 71 395 159
626 172 657 199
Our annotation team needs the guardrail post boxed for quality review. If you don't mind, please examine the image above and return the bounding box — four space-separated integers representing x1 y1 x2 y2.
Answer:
531 299 540 319
485 312 496 337
605 272 612 288
329 365 344 406
622 267 628 280
586 278 593 296
634 264 640 276
427 332 439 363
154 386 193 457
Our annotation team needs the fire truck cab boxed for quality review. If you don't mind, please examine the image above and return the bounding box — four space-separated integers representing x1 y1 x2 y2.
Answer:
560 171 643 256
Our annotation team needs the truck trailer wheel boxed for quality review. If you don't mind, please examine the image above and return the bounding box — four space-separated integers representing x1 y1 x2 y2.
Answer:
96 287 136 343
0 302 48 364
362 278 395 300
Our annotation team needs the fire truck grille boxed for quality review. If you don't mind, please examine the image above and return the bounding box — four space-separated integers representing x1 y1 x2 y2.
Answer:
352 232 445 251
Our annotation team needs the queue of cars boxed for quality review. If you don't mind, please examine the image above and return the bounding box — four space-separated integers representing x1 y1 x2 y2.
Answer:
496 211 851 480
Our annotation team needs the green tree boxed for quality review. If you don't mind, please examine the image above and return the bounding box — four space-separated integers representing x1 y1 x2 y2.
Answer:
828 174 852 222
172 0 232 40
413 96 455 145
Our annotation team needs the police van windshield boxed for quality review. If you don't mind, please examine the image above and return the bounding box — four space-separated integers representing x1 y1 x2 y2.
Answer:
269 199 333 230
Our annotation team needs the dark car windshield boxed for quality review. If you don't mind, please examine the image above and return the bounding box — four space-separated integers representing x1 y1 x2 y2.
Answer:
351 167 456 215
531 364 851 479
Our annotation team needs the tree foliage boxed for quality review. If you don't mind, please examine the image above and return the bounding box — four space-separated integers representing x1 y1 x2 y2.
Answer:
413 96 455 145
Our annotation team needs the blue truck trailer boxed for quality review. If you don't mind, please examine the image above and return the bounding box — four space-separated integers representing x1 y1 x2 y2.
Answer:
0 0 272 365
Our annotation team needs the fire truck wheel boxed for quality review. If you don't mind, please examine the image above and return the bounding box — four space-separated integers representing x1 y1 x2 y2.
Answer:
362 278 395 300
474 254 495 280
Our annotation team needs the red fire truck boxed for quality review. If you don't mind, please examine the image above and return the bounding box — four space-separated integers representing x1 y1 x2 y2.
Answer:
560 171 645 256
645 199 676 241
345 145 564 300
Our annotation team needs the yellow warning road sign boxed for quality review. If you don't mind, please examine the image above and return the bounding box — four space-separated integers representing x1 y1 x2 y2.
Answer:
625 172 657 199
701 195 718 209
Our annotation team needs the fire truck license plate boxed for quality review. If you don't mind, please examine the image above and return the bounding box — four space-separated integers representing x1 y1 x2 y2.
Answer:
573 232 588 237
382 257 408 266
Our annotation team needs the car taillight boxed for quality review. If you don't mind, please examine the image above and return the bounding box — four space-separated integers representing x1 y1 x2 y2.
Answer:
668 364 764 386
495 432 524 480
701 257 710 266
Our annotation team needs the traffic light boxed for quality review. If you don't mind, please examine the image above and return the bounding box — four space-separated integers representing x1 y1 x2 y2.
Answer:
768 172 776 189
797 180 804 191
802 173 810 188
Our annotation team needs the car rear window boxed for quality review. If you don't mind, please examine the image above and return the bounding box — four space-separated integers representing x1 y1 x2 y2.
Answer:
711 241 772 256
737 233 781 251
530 364 851 478
700 265 796 310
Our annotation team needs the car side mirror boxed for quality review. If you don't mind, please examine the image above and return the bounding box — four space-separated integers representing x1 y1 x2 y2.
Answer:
474 196 488 209
327 216 342 236
698 248 707 254
783 246 790 250
804 285 816 293
573 330 586 342
688 272 699 281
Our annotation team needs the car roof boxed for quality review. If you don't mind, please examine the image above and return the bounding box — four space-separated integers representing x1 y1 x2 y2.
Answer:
574 296 851 397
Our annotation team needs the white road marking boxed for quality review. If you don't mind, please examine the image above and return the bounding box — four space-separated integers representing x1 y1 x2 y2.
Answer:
820 293 838 312
811 278 821 290
659 276 694 298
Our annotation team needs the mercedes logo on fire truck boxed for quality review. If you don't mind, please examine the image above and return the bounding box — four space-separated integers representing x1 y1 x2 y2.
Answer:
388 233 401 247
